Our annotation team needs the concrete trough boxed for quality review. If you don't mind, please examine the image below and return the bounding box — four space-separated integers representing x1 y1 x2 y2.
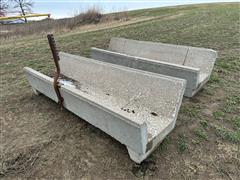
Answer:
24 52 186 163
91 38 218 97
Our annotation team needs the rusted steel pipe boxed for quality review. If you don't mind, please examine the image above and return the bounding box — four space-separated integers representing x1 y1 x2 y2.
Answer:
47 34 64 107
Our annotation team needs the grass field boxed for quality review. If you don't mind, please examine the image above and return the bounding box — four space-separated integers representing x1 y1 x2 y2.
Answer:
0 2 239 179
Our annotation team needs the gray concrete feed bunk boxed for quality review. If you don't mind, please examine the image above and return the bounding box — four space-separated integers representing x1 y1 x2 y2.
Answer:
91 38 218 97
24 52 186 163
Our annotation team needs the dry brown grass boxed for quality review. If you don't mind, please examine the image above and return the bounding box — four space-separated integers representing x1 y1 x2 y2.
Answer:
0 8 103 39
0 7 129 40
103 11 129 22
67 8 102 29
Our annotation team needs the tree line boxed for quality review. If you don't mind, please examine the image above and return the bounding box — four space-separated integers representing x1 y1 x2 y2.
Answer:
0 0 33 22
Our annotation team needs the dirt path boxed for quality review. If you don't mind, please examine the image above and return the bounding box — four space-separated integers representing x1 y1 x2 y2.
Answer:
0 13 185 49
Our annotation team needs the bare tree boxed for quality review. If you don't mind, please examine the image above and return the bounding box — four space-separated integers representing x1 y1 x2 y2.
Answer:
12 0 33 23
0 0 9 16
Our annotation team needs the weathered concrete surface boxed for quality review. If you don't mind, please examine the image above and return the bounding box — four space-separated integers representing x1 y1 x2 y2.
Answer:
91 38 218 97
24 52 186 163
91 48 199 97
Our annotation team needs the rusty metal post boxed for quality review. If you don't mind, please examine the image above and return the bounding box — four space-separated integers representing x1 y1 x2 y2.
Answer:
47 34 64 107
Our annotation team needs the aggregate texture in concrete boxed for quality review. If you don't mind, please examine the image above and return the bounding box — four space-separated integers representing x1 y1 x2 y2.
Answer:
91 38 218 97
24 52 186 163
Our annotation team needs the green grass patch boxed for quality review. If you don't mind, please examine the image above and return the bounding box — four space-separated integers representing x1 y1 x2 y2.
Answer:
200 120 208 129
215 127 240 143
194 128 208 140
233 117 240 130
212 111 225 120
209 73 220 84
158 136 171 152
223 94 240 113
177 133 188 153
180 105 200 118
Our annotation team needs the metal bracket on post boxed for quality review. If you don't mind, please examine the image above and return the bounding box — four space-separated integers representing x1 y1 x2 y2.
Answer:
47 34 64 108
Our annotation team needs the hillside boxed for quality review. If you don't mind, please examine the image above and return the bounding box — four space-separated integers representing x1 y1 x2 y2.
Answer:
0 3 239 179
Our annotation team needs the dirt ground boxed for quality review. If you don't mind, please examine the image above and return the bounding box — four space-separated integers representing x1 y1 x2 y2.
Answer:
0 3 239 179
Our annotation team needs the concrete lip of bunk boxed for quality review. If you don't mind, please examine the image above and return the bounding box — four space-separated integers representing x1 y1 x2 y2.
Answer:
91 37 218 97
24 52 186 163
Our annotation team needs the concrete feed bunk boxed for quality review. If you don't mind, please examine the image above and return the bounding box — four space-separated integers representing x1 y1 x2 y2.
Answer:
24 52 186 163
91 38 218 97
